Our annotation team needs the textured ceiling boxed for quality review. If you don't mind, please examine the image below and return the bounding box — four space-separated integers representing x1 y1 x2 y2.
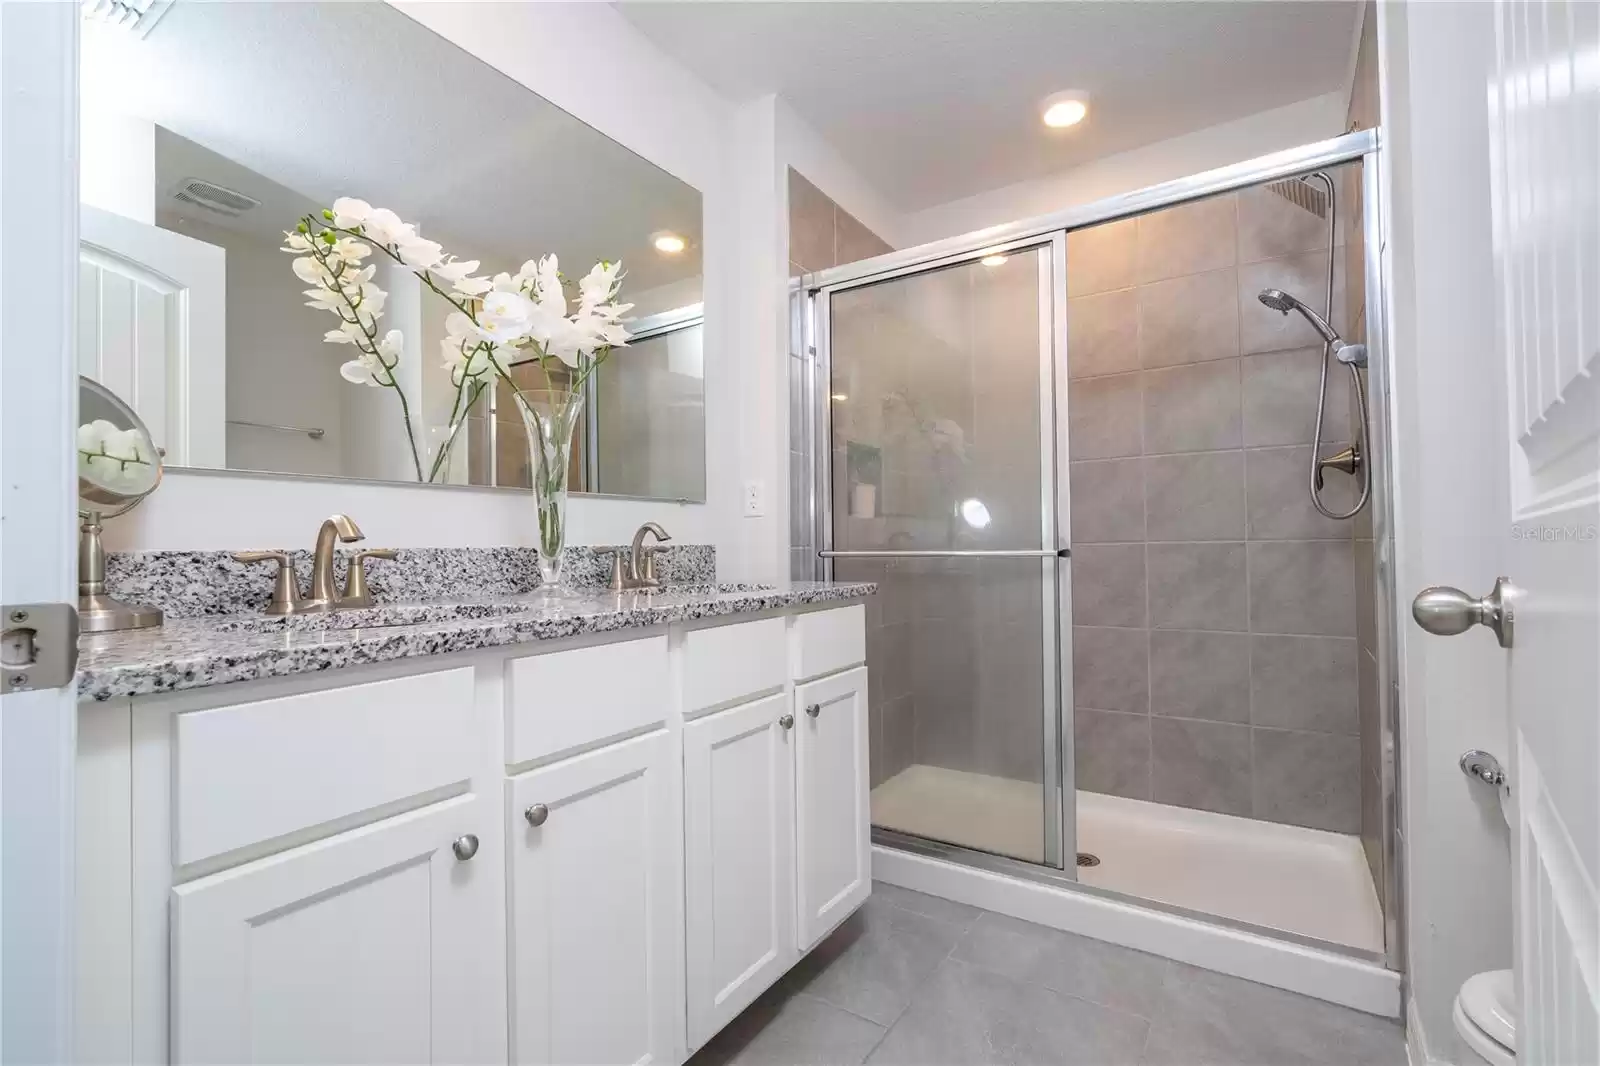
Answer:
617 0 1359 211
83 2 703 296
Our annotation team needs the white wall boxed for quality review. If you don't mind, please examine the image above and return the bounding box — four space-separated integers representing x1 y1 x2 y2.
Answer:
1376 0 1514 1058
108 1 742 564
901 91 1349 246
80 106 154 225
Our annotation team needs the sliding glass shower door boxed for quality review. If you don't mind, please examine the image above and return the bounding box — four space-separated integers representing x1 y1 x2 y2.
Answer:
818 240 1068 868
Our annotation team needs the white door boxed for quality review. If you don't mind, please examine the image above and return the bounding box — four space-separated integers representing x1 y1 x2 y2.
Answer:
682 693 796 1049
1387 2 1599 1061
794 668 871 949
1484 2 1600 1060
0 6 83 1063
507 730 683 1066
78 204 226 468
170 795 499 1065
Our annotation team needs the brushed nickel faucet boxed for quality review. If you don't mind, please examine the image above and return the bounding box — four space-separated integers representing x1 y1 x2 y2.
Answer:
233 513 394 614
610 522 672 591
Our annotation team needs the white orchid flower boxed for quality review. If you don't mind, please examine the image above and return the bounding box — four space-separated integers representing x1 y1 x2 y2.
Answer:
396 235 444 269
281 231 316 253
332 237 371 263
472 290 535 345
323 328 356 344
331 197 373 229
362 207 415 249
577 261 624 312
340 353 385 386
532 255 565 312
291 256 333 286
432 257 479 283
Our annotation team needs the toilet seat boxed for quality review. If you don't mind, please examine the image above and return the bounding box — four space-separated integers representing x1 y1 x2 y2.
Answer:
1454 969 1516 1066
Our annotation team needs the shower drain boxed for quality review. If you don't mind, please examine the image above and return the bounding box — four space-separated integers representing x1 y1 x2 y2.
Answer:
1076 852 1101 868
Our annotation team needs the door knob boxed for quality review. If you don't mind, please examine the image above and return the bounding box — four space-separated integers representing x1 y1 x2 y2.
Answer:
805 703 821 718
524 803 549 827
1411 576 1515 648
779 713 794 730
451 834 479 861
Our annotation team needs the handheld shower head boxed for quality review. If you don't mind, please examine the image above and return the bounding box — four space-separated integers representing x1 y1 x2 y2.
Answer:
1256 288 1341 346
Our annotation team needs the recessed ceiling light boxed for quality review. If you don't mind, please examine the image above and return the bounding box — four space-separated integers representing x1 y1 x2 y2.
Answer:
652 232 687 254
980 254 1008 267
1041 92 1090 129
831 393 849 402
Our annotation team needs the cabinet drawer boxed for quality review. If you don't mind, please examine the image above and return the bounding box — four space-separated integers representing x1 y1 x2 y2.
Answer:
173 667 477 866
790 604 867 682
506 635 668 765
682 617 786 715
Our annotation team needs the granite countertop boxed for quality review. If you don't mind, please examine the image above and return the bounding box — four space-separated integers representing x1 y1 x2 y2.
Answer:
77 580 876 702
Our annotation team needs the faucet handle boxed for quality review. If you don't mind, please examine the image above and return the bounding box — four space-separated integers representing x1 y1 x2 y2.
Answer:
233 551 304 616
342 548 397 608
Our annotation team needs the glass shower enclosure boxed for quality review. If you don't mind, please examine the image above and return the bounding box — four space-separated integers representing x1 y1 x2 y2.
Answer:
814 238 1073 869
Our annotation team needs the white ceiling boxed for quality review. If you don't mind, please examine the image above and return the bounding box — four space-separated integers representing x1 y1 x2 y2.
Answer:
617 0 1360 212
83 2 703 296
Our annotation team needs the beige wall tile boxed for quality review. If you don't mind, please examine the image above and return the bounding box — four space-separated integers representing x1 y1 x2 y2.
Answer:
1069 458 1145 544
1067 217 1138 297
788 168 836 272
1149 629 1250 723
1143 359 1242 454
1071 543 1147 628
1145 451 1246 541
1072 625 1150 714
1069 372 1144 460
1238 253 1347 355
1247 540 1356 636
1236 184 1331 265
1244 446 1357 539
1147 542 1248 631
836 207 892 264
1151 718 1252 817
1250 635 1359 734
1075 708 1151 800
1252 728 1360 833
1068 288 1140 379
1136 194 1237 284
1138 268 1240 370
1241 349 1349 447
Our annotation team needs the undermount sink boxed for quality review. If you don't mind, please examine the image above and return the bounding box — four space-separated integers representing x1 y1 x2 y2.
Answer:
216 603 527 633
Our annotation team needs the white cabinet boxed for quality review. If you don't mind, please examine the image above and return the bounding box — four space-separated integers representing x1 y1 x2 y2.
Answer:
507 729 682 1066
683 692 796 1047
794 667 872 949
170 794 498 1066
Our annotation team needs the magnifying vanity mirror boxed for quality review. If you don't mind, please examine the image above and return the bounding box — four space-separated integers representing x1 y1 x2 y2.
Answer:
77 2 706 504
78 376 164 632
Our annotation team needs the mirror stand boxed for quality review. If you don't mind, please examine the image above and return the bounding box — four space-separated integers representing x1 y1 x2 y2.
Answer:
78 508 162 634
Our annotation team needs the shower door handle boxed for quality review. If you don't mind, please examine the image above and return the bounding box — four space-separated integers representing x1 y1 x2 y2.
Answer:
1411 577 1515 648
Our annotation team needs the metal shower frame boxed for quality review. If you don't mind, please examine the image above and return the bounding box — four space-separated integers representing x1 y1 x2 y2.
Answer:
798 128 1400 969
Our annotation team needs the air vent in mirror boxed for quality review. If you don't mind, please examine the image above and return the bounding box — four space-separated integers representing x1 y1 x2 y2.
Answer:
171 178 260 217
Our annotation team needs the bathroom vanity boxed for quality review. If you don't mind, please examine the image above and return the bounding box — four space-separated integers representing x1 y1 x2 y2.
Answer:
73 572 873 1065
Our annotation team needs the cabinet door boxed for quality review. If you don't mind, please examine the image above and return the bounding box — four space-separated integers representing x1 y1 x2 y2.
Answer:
683 693 796 1048
508 729 682 1066
795 667 871 949
170 794 497 1065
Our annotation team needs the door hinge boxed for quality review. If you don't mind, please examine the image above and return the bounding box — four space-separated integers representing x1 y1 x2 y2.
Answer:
1 603 80 694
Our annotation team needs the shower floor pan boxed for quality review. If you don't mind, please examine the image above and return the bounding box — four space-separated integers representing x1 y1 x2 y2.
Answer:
870 763 1383 953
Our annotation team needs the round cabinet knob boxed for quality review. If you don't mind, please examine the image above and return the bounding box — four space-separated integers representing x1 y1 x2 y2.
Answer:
451 834 479 861
779 713 795 730
805 703 822 718
524 803 550 827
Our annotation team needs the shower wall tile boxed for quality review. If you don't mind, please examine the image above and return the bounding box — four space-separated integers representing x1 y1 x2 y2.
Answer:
1069 372 1144 459
977 626 1047 783
1150 717 1253 817
1236 184 1331 264
1245 445 1357 539
1147 542 1247 631
1072 626 1150 715
1142 359 1242 454
1069 459 1145 544
1074 708 1151 800
1066 217 1138 298
1138 268 1240 369
1067 288 1141 379
1135 195 1237 283
1252 727 1361 833
882 693 916 783
836 207 892 263
788 169 837 273
1248 540 1356 636
1237 253 1347 355
1145 451 1246 541
1149 629 1251 723
1354 538 1377 655
1240 348 1349 447
1071 544 1148 628
1250 635 1358 734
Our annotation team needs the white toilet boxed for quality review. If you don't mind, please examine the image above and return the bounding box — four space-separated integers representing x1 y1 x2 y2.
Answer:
1453 968 1517 1065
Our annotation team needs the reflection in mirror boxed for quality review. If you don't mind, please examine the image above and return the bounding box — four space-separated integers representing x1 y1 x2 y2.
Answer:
77 376 165 632
78 2 705 501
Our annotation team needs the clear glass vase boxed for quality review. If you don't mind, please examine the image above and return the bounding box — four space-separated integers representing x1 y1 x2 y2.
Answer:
514 389 583 589
422 420 467 484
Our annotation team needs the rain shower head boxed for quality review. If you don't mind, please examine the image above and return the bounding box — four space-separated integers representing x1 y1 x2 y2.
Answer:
1257 287 1341 346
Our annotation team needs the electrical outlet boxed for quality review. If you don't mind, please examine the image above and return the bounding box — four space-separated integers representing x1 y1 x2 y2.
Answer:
743 479 766 517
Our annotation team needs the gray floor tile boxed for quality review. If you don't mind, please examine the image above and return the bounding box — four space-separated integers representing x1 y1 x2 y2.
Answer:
690 989 887 1066
1142 963 1406 1066
867 883 983 933
783 894 963 1027
866 957 1151 1066
951 912 1173 1019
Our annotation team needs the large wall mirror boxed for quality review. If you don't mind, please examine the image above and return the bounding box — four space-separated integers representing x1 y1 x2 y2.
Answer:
78 2 706 502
